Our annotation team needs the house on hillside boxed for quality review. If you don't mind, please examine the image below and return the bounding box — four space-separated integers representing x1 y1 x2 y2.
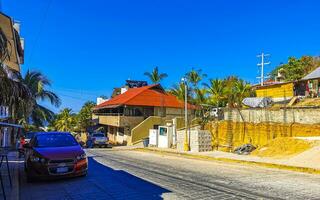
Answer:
254 67 320 101
93 84 195 145
300 67 320 97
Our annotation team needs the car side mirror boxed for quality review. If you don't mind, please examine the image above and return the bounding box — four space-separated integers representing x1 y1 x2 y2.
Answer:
23 143 31 148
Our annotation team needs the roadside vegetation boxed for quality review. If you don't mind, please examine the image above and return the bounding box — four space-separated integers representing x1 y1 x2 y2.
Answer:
48 101 96 133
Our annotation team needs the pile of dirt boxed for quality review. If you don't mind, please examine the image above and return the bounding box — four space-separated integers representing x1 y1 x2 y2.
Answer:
251 137 315 158
294 98 320 107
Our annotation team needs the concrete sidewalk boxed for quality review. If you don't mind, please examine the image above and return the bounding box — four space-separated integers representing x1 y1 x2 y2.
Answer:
0 151 21 200
136 147 320 174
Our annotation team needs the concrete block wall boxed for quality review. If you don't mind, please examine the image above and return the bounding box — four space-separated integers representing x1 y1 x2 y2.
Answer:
177 129 212 152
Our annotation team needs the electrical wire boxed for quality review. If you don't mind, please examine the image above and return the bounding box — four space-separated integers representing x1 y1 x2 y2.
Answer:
27 0 53 64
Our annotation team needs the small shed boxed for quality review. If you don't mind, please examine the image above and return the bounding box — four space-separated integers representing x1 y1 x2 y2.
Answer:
301 67 320 97
255 82 294 101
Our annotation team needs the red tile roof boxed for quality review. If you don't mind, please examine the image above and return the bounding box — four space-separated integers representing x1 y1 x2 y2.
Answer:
94 84 196 110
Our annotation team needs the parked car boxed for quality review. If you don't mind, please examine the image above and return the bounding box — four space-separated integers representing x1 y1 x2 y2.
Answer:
91 133 108 148
24 132 88 181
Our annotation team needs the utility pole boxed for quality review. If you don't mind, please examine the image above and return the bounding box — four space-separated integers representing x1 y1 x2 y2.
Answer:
181 77 190 151
257 52 271 86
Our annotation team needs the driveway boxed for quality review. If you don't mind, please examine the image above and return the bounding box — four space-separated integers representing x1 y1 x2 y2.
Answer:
18 149 320 200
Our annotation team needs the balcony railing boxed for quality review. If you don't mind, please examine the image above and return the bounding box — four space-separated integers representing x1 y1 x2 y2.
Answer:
93 112 143 117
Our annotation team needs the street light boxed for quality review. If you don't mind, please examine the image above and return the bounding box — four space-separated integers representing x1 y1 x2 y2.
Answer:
181 77 190 151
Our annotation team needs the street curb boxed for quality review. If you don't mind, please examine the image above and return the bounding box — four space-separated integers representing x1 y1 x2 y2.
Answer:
134 148 320 175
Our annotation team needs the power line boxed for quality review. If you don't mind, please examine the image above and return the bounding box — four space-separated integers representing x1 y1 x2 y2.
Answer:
27 0 53 64
257 52 271 86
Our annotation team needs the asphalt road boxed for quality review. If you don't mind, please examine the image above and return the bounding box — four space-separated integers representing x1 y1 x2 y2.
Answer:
18 149 320 200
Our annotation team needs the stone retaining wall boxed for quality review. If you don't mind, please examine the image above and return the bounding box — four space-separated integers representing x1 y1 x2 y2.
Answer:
224 108 320 124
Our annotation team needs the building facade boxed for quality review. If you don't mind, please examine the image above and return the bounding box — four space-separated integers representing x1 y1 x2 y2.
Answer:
0 11 24 147
93 84 195 145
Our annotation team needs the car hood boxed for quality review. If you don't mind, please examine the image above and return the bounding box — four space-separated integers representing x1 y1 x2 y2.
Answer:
34 145 84 160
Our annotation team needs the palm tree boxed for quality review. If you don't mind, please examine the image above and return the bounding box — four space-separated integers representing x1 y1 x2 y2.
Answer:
144 66 168 84
193 88 211 128
0 67 32 121
186 68 207 88
77 101 96 131
168 82 192 101
204 79 227 107
233 79 252 107
53 108 76 132
21 70 61 127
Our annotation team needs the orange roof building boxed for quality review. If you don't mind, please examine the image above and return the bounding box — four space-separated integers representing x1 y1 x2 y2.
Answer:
94 84 195 110
93 84 195 145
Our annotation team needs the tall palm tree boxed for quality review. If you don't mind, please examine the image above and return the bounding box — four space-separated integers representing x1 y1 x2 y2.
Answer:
21 70 61 127
144 66 168 84
233 79 252 107
204 79 227 107
53 108 76 132
168 82 192 101
186 68 207 88
0 67 32 121
193 88 211 128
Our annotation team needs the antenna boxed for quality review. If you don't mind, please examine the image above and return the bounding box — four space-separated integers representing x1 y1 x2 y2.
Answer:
257 52 271 86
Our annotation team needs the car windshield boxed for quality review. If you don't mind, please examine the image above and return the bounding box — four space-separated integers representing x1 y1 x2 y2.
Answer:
34 134 78 147
93 133 105 137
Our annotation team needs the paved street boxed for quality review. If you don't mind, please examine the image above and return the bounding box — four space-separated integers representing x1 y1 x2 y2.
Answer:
18 149 320 200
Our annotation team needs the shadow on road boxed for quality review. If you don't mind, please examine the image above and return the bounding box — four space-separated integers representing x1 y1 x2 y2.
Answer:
19 156 171 200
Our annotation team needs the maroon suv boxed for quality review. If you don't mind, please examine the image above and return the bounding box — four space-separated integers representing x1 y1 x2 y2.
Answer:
24 132 88 181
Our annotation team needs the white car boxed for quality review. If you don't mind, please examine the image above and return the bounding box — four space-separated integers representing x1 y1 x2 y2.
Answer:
91 133 109 148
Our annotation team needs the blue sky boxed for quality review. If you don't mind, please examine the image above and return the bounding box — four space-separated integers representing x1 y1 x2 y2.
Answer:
3 0 320 112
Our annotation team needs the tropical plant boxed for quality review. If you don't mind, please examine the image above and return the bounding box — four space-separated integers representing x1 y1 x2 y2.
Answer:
193 88 212 128
52 108 77 132
20 70 61 127
186 68 207 88
144 66 168 84
204 79 227 107
0 69 31 119
270 56 320 81
77 101 96 132
232 79 252 107
168 82 192 101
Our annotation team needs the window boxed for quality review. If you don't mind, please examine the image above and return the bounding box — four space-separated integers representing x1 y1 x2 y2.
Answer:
34 134 78 147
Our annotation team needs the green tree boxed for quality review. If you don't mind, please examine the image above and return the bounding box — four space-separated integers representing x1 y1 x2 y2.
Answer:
185 68 207 88
270 56 320 81
52 108 77 132
168 82 192 101
144 66 168 84
21 70 61 127
77 101 96 132
0 69 31 120
193 88 212 128
232 79 252 107
204 79 227 107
